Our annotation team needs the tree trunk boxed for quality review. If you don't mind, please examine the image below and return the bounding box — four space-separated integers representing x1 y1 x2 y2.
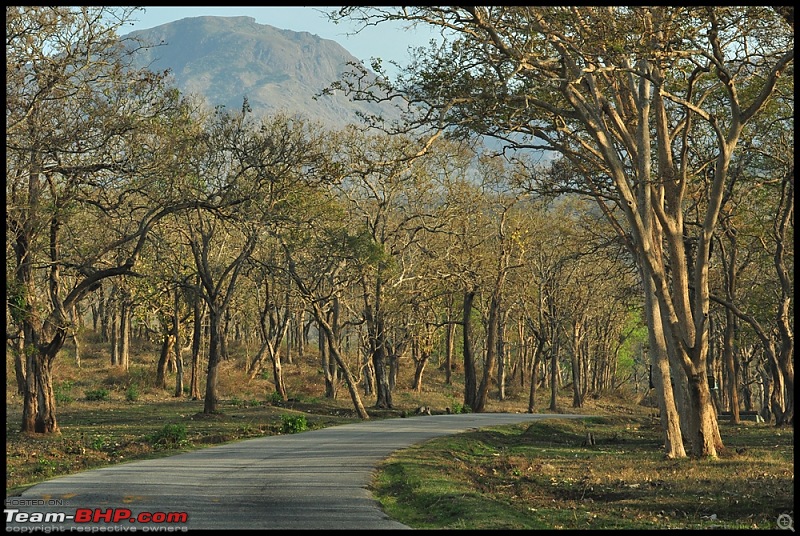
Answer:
174 289 184 398
100 285 110 343
190 287 203 400
444 321 455 385
320 322 337 398
642 266 686 459
110 302 120 366
269 339 287 401
12 331 26 395
462 289 477 410
549 337 559 412
311 302 369 419
475 292 500 412
120 299 131 370
411 348 429 392
203 308 223 414
367 278 393 409
22 326 67 434
570 318 583 409
527 331 545 413
156 332 175 390
686 368 723 457
723 310 741 423
362 343 375 397
497 309 508 401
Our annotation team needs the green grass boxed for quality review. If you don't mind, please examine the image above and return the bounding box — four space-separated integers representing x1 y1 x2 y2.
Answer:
369 416 794 530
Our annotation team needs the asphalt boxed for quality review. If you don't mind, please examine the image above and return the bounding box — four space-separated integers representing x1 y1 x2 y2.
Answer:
5 412 585 530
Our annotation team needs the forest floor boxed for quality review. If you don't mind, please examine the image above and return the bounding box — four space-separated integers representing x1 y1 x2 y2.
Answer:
5 335 794 529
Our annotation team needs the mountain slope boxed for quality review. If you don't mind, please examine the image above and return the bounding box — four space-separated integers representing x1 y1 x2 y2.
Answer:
124 16 398 128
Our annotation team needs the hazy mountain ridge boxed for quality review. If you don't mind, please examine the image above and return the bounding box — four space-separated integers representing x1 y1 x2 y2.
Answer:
124 16 399 128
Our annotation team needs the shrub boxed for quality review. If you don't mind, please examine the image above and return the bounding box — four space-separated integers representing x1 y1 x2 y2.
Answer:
125 385 139 402
54 381 74 403
146 423 188 449
90 434 110 451
280 414 308 434
85 388 110 401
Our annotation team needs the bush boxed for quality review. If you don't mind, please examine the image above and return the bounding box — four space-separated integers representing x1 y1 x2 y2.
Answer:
125 385 139 402
90 434 110 451
146 423 188 449
85 388 110 401
449 400 472 414
54 381 74 403
280 414 308 434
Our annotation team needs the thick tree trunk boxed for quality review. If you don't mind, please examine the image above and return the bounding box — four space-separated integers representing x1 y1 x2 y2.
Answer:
22 326 67 434
686 369 723 457
641 267 686 459
156 333 175 390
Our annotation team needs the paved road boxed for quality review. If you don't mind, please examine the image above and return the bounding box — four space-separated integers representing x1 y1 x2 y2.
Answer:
5 413 585 530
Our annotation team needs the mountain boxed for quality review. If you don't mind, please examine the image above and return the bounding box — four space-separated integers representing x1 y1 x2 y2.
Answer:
123 16 399 129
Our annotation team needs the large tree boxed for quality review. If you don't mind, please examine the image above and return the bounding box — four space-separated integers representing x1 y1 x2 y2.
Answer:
6 6 202 433
331 6 793 458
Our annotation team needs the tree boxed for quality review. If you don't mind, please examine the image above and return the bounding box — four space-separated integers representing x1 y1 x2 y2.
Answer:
332 128 447 409
6 6 202 434
181 109 326 414
331 6 793 457
277 183 371 419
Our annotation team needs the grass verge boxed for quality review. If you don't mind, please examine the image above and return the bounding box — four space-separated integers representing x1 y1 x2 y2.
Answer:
370 416 794 530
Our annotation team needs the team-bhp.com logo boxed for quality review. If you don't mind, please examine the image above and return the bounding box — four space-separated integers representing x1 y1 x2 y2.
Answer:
6 507 188 531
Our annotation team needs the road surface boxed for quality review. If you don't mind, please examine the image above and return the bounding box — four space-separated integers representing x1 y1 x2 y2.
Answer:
5 413 585 530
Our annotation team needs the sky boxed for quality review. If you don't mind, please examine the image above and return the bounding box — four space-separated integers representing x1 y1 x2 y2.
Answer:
124 6 442 78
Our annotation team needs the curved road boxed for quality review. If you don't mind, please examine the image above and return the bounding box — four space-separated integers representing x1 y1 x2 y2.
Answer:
6 413 584 530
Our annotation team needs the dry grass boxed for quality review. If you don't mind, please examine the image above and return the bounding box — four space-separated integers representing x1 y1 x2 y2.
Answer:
9 330 790 530
7 333 582 495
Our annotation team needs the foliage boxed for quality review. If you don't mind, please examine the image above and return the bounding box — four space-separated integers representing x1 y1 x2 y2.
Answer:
279 414 308 434
449 400 471 414
54 381 75 404
125 385 140 402
146 423 189 449
84 388 110 402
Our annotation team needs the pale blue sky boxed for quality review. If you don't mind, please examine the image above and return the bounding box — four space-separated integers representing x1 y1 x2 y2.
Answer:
125 6 442 78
